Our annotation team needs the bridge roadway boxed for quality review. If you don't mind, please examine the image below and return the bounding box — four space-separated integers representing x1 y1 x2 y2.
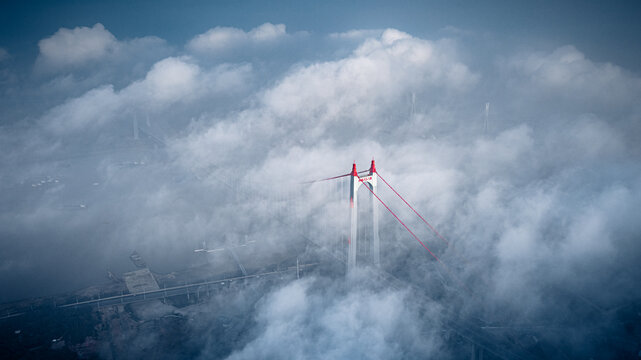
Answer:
59 263 319 309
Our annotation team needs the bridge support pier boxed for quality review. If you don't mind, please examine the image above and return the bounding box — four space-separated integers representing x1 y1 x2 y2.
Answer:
471 344 484 360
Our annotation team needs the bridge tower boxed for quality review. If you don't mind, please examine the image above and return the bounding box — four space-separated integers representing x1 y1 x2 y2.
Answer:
348 159 380 272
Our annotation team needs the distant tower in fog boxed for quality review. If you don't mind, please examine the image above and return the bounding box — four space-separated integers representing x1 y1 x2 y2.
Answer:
133 115 139 140
410 92 416 119
484 102 490 134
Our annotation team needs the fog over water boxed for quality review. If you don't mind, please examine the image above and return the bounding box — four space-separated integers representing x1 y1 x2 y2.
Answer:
1 3 641 358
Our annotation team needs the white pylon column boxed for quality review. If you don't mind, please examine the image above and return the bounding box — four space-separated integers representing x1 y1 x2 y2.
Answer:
369 160 380 267
348 163 359 272
347 160 380 273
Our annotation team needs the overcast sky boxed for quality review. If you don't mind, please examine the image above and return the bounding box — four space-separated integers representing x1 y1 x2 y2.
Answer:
1 1 641 357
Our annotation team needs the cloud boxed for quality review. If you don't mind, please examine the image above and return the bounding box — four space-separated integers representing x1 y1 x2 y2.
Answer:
3 22 641 357
179 36 640 332
250 22 288 42
262 29 477 126
37 23 118 69
223 275 442 360
136 58 251 105
43 84 121 134
35 23 172 79
127 57 200 103
328 29 384 40
506 45 641 109
173 29 479 172
40 56 252 134
187 23 288 53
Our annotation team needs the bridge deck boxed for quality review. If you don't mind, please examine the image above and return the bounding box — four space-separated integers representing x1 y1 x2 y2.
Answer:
58 263 319 309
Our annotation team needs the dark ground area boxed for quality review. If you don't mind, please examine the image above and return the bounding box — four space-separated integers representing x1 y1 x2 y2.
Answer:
2 245 641 359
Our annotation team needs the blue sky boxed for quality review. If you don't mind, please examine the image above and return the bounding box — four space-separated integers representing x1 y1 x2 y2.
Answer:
2 0 641 70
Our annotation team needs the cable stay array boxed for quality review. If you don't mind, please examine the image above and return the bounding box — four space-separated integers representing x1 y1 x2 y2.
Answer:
304 160 469 291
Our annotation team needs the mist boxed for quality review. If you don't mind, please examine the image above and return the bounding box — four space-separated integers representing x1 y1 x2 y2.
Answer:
2 5 641 358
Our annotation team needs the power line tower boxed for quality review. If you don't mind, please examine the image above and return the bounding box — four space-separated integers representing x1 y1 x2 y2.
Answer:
348 160 380 272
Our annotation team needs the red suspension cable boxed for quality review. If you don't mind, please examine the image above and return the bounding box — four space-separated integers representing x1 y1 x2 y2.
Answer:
361 175 470 292
358 175 444 264
376 172 450 246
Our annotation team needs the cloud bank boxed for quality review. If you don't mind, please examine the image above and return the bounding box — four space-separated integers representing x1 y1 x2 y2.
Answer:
187 23 290 54
1 22 641 358
37 23 118 69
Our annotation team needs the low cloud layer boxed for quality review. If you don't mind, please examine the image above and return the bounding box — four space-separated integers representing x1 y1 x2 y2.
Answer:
1 21 641 358
223 275 441 360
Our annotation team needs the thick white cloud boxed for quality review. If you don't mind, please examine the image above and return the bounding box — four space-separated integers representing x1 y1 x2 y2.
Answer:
43 85 121 134
224 276 441 360
127 57 200 103
250 22 287 41
37 23 118 69
127 57 251 105
41 56 252 134
35 23 172 79
187 23 288 53
262 29 477 126
506 45 641 107
172 29 479 174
